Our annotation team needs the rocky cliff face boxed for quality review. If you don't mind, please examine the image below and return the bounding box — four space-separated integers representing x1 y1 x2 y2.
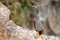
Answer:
0 2 10 40
5 20 60 40
0 0 60 40
47 0 60 37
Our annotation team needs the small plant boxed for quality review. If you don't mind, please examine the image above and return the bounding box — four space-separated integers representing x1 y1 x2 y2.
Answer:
0 0 3 2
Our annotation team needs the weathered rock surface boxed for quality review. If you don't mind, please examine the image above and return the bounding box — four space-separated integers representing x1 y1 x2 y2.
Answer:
5 20 37 40
0 2 10 25
5 20 60 40
0 0 60 40
47 0 60 37
0 2 10 40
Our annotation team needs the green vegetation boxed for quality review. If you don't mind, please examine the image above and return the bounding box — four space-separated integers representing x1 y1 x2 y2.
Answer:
9 0 37 27
0 0 3 2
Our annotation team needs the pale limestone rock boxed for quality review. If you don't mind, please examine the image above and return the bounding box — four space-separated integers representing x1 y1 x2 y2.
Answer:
0 3 10 40
5 20 37 40
37 35 60 40
5 20 60 40
0 2 10 25
47 1 60 36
